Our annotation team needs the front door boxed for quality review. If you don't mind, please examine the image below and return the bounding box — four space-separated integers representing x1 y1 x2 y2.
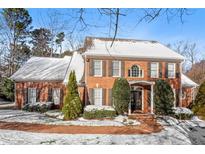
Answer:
131 89 142 112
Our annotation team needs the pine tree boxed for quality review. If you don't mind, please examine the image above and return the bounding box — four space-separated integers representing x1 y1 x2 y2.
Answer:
154 79 174 115
0 77 14 101
112 78 131 115
62 71 82 120
192 81 205 117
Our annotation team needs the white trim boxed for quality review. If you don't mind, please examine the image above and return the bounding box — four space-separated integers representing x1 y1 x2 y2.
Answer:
132 86 144 111
93 60 102 77
52 88 61 105
151 84 154 114
150 62 159 78
28 88 36 104
129 64 144 78
112 60 121 77
93 88 103 106
168 63 176 78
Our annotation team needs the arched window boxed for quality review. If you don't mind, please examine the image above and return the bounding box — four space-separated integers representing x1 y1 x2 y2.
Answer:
128 65 143 77
131 65 140 77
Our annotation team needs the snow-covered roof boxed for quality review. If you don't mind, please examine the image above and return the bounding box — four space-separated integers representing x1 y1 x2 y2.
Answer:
63 51 84 84
82 37 185 60
10 52 84 83
181 74 198 87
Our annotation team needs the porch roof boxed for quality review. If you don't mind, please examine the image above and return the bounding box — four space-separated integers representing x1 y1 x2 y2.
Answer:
128 80 155 86
181 74 199 88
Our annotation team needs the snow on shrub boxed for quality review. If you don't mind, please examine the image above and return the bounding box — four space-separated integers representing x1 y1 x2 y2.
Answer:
84 105 115 112
173 107 193 120
83 105 116 119
22 102 54 113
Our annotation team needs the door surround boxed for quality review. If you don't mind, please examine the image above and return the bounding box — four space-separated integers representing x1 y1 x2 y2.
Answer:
131 86 144 112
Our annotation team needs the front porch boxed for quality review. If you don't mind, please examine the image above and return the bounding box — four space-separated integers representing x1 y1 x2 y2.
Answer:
128 80 155 115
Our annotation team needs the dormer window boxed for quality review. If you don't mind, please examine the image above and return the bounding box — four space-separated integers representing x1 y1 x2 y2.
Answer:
128 65 143 77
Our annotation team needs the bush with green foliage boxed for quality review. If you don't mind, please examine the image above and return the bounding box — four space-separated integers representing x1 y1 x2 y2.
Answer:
192 81 205 118
62 71 82 120
83 110 116 119
112 78 131 115
0 77 14 101
154 79 174 115
22 102 54 113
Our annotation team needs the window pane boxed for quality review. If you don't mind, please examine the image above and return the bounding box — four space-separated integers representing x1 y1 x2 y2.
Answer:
94 88 102 106
112 61 120 76
132 65 139 77
151 63 158 78
168 63 175 78
94 60 102 76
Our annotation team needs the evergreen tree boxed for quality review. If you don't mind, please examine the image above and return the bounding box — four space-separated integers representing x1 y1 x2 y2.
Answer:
0 77 14 101
192 81 205 117
62 71 82 120
0 8 32 76
154 79 174 115
112 78 131 115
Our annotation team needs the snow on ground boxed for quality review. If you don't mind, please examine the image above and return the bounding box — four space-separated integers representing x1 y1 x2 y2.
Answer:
1 110 205 144
0 127 191 145
0 110 140 126
84 105 115 112
173 107 193 115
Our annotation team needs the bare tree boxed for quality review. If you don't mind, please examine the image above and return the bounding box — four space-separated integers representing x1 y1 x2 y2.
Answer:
168 41 199 72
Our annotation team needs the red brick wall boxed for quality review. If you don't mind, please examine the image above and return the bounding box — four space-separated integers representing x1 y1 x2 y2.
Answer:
182 87 193 107
84 56 182 111
15 82 85 109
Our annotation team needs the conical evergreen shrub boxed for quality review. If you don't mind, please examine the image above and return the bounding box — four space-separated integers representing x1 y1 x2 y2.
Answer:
62 71 82 120
192 81 205 117
154 79 174 115
112 77 130 115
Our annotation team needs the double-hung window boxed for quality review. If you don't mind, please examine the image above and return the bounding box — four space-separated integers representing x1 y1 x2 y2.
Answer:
150 62 159 78
112 61 121 77
168 63 176 78
93 88 102 106
93 60 102 76
28 88 36 104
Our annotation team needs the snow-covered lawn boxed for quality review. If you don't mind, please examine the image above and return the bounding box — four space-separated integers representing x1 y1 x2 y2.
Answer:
0 109 205 144
0 110 140 126
0 127 191 145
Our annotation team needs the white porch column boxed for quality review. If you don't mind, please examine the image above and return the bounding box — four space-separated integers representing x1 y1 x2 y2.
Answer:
128 100 131 115
151 84 154 114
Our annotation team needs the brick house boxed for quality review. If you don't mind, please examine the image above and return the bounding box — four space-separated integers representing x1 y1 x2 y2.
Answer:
11 36 198 114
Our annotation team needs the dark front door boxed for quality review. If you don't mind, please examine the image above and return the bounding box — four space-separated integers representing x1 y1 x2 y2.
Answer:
131 90 142 112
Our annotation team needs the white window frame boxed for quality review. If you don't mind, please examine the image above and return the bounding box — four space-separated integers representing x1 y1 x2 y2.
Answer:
93 60 102 77
112 61 121 77
28 88 36 104
93 88 102 106
150 62 159 78
168 63 176 78
52 88 61 105
129 65 144 78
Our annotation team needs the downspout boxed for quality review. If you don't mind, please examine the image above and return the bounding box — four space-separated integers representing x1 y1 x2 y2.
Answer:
180 59 185 107
84 54 87 106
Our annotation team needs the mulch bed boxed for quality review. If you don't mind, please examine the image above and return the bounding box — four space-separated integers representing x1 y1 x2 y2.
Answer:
0 121 163 135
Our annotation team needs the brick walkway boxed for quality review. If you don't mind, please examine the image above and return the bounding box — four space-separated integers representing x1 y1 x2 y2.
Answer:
0 120 163 135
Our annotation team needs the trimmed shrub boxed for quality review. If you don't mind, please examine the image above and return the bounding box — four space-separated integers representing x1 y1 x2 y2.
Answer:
22 102 54 113
112 78 131 115
0 77 14 101
83 110 116 119
192 81 205 119
62 71 82 120
154 79 174 116
173 107 193 120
